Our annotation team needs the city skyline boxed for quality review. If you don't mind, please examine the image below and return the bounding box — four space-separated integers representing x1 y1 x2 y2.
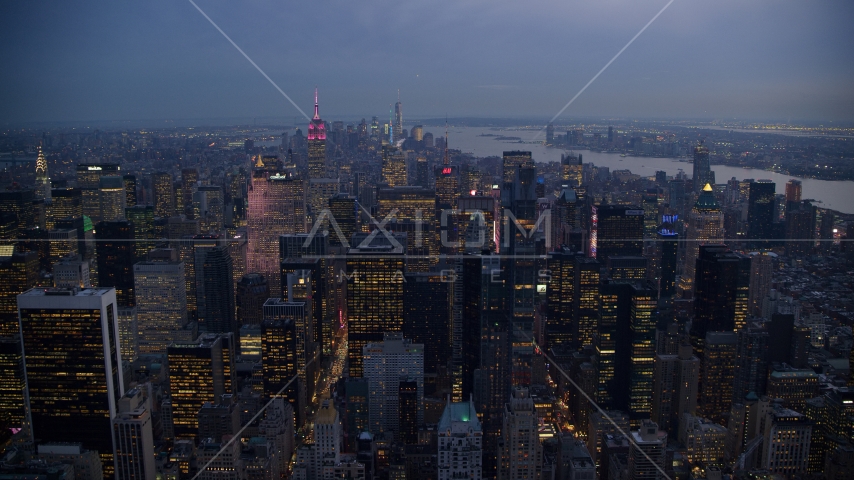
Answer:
2 2 854 479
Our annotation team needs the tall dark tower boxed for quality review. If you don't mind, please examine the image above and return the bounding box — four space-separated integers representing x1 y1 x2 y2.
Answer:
747 180 776 247
18 287 123 478
461 253 508 478
415 156 429 188
77 163 120 223
545 248 580 350
126 206 156 261
345 233 406 377
0 250 38 337
152 172 174 217
167 334 234 439
436 126 460 236
590 204 644 263
690 245 750 355
500 159 542 388
656 228 679 298
47 188 82 231
572 256 601 348
0 250 38 435
328 193 358 247
194 240 236 336
785 200 815 256
393 90 403 142
692 141 713 193
596 280 655 422
236 273 269 326
280 232 333 357
403 272 451 376
381 145 407 187
444 121 450 165
436 164 460 211
180 168 198 218
307 88 327 180
123 174 137 207
627 282 657 421
679 183 723 297
502 151 533 185
560 153 582 187
262 300 303 423
96 220 136 307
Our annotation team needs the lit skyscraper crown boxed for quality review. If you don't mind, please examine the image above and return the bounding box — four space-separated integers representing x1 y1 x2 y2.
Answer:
307 87 326 140
35 147 47 176
693 183 720 212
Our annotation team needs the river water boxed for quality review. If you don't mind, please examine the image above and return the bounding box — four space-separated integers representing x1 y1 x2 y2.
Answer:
431 126 854 214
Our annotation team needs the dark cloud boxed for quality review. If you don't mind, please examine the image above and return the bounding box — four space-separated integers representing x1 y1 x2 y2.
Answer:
1 0 852 124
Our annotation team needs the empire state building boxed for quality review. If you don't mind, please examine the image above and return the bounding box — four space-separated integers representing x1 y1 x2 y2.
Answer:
307 88 327 179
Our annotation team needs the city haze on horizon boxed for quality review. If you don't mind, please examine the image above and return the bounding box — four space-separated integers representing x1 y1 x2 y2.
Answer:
2 0 854 125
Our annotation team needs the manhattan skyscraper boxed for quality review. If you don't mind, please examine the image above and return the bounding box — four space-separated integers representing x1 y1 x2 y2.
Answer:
307 88 328 180
691 141 713 193
17 288 124 479
247 155 306 296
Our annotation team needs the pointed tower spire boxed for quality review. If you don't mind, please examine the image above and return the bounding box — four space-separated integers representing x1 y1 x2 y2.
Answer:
35 146 46 175
389 104 393 145
34 145 50 202
443 117 450 165
307 87 325 142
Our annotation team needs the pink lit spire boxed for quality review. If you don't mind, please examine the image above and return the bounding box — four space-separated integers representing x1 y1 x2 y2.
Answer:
307 87 326 140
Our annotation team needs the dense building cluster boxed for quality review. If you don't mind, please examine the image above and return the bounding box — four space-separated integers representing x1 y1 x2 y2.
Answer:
1 95 854 480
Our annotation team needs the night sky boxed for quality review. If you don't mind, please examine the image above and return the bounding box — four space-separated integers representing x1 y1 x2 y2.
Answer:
2 0 853 124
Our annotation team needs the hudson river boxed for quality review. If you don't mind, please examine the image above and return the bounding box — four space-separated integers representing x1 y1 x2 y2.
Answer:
435 126 854 214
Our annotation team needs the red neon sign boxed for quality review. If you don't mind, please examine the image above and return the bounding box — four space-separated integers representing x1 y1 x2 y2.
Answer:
442 167 452 175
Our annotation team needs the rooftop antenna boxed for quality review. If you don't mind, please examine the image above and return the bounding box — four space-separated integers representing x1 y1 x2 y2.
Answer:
443 115 449 165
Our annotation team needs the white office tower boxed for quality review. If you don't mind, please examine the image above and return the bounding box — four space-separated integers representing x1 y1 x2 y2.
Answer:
259 398 294 480
316 400 342 480
761 404 811 476
628 420 668 480
438 397 482 480
113 388 156 480
134 249 187 354
498 387 542 480
292 400 342 480
362 333 424 436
